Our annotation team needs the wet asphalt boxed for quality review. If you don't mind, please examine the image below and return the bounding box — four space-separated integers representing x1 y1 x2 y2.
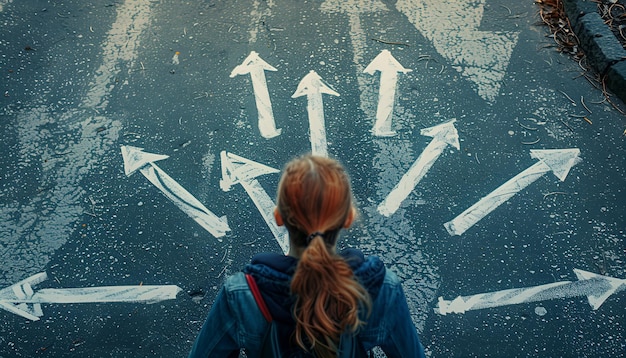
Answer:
1 0 625 357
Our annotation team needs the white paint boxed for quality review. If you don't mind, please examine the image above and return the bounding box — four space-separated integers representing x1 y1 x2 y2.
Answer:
121 146 230 238
378 120 459 216
364 50 412 136
292 71 340 157
444 149 582 236
435 269 626 315
247 0 274 44
0 0 11 12
320 1 439 333
0 0 153 287
320 0 389 128
395 0 519 101
0 272 180 321
320 0 388 13
230 51 281 139
220 151 289 253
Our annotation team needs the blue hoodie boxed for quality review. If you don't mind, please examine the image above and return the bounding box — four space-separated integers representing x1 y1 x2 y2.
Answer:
188 249 426 358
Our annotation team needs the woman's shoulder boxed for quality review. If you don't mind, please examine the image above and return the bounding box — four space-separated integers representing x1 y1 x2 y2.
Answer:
223 272 248 291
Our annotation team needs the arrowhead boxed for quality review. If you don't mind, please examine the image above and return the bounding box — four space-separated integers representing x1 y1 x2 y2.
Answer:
230 51 277 77
574 269 626 310
0 272 48 299
0 272 48 321
396 0 519 101
445 296 470 314
220 151 280 191
121 146 169 177
364 50 412 75
530 148 581 181
420 119 460 150
435 296 471 315
292 71 340 98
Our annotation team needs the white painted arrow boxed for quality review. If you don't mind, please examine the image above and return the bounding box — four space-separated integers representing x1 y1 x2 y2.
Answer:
220 151 289 253
121 146 230 238
230 51 281 139
395 0 519 101
444 149 582 236
0 272 181 321
364 50 412 137
320 0 393 131
436 268 626 315
292 71 340 157
378 120 459 217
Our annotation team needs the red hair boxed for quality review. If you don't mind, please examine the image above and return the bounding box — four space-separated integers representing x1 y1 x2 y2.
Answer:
276 155 371 357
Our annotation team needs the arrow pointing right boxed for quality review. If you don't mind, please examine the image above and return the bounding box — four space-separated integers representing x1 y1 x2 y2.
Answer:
364 50 412 137
220 151 289 253
435 269 626 315
121 146 230 239
230 51 282 139
292 71 340 157
444 149 582 236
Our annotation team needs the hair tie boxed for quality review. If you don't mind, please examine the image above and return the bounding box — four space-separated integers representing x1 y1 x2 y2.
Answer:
306 232 324 244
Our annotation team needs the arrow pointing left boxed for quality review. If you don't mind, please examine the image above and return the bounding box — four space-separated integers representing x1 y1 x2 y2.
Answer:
121 146 230 238
444 148 582 236
378 120 459 217
435 269 626 315
292 70 340 157
230 51 282 139
0 272 181 321
220 151 289 253
364 50 412 137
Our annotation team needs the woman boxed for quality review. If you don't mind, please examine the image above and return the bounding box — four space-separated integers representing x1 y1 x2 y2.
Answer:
188 155 426 357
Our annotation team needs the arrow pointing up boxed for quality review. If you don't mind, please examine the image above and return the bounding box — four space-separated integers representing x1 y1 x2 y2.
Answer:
395 0 519 101
0 272 181 321
435 268 626 315
444 148 582 236
230 51 281 139
364 50 412 137
378 120 459 216
121 146 230 238
220 151 289 253
292 71 340 157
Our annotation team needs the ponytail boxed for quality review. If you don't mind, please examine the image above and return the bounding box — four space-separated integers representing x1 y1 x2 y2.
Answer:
291 235 370 357
276 155 371 357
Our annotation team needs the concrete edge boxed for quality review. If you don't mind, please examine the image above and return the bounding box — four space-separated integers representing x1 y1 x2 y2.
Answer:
563 0 626 104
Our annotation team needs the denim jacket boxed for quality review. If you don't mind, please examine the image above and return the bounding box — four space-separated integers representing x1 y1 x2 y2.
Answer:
188 249 426 358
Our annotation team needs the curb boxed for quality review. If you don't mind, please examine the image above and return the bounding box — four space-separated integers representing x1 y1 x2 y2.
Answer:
563 0 626 104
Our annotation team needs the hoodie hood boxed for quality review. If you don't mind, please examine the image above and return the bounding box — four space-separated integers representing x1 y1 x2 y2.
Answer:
243 248 386 325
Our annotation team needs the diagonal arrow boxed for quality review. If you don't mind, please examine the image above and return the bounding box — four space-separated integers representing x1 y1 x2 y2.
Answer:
121 146 230 238
0 272 181 321
364 50 412 137
444 148 582 236
292 71 340 157
220 151 289 253
230 51 282 139
378 120 459 217
435 268 626 315
395 0 519 101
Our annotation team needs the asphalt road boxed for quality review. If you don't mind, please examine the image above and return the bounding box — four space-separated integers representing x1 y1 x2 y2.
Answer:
1 0 625 357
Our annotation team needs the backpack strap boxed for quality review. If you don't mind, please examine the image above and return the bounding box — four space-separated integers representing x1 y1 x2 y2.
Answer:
245 274 273 323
